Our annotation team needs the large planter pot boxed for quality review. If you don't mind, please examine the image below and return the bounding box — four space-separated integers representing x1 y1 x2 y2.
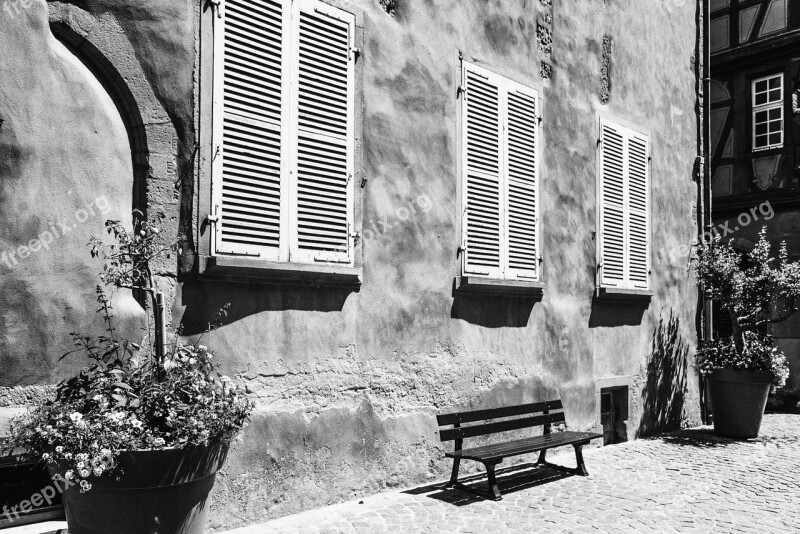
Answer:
706 369 772 439
49 440 229 534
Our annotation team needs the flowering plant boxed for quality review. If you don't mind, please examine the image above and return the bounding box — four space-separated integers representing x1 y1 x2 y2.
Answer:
695 228 798 387
11 216 252 491
696 332 789 387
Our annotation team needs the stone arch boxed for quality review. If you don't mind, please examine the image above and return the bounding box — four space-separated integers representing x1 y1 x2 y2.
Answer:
47 2 178 219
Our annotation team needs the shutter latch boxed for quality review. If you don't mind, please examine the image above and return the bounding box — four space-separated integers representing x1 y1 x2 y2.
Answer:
457 85 467 99
350 47 361 60
207 213 220 224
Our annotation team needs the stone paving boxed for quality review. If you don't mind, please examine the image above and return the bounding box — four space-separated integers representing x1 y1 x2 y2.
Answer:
224 414 800 534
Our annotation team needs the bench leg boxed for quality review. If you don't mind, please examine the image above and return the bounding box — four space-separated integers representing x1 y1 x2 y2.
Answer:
573 443 589 476
536 448 547 465
445 457 461 488
485 462 502 501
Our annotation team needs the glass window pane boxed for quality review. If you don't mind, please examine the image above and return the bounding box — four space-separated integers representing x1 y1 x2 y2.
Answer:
769 108 782 120
769 120 782 133
768 89 781 102
755 136 767 148
755 110 769 122
756 80 768 93
755 93 768 106
756 123 768 135
769 77 781 89
769 133 781 145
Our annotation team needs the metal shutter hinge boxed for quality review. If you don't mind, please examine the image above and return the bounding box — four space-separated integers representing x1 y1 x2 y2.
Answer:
207 0 222 18
206 213 219 223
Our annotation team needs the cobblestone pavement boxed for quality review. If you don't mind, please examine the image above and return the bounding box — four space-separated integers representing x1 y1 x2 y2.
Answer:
224 414 800 534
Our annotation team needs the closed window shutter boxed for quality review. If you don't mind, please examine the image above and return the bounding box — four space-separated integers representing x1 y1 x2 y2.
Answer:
212 0 290 261
627 134 650 289
599 122 626 287
462 64 504 279
504 83 539 280
288 0 355 264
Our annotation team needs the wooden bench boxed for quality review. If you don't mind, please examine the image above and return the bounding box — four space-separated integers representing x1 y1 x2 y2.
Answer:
436 399 602 500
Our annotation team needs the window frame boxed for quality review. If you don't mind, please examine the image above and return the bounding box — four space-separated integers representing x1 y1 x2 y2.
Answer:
458 60 543 285
751 72 784 152
595 116 652 294
196 0 364 285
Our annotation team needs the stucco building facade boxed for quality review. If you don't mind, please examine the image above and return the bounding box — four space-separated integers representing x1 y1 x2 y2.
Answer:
1 0 702 528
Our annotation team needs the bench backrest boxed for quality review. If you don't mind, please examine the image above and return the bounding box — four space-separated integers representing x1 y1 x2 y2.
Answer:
436 399 565 442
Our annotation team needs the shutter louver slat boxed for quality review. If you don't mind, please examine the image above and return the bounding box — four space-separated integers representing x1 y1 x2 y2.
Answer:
464 68 502 275
290 0 355 263
628 136 650 288
505 89 538 278
214 0 286 258
600 124 626 286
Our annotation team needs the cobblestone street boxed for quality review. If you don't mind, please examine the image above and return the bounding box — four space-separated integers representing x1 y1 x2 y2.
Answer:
225 414 800 534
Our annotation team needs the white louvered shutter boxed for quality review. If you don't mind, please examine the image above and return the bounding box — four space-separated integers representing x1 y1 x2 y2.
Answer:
212 0 290 261
288 0 355 264
627 134 650 289
599 121 626 287
503 81 539 280
462 64 504 279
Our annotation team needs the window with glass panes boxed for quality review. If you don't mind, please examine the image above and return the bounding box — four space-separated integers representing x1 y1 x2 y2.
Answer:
752 73 783 151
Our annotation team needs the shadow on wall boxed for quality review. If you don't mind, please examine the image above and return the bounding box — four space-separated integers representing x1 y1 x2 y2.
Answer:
637 311 690 437
178 280 355 335
450 294 535 328
588 298 649 328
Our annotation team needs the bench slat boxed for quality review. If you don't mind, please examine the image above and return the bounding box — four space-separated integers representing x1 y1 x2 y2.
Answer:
445 431 602 462
439 411 566 441
436 400 563 427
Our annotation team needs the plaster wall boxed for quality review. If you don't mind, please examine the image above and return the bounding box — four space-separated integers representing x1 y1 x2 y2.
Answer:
0 0 144 389
0 0 702 528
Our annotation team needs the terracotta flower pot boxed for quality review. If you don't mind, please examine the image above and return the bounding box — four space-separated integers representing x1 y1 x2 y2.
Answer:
49 440 229 534
706 369 772 439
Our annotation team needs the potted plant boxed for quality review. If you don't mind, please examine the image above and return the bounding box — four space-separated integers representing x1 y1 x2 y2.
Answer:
695 227 797 438
11 216 252 534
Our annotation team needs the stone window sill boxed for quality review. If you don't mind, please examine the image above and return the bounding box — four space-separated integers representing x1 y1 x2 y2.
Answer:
594 287 653 302
454 276 545 298
197 256 362 288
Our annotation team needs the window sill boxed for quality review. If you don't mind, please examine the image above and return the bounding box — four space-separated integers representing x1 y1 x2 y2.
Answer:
594 287 653 302
454 276 544 298
197 256 362 288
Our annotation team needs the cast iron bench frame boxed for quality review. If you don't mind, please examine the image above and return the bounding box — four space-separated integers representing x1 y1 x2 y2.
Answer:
436 399 602 500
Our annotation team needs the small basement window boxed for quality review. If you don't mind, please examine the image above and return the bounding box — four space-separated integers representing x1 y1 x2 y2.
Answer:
600 386 628 445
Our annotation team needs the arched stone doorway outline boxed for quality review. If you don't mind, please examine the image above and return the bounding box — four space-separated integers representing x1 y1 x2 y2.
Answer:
47 2 179 222
47 2 183 319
